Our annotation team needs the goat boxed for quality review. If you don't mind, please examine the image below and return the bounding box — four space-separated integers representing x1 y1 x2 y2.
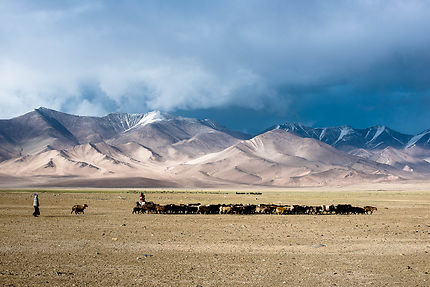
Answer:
350 206 365 214
275 206 288 215
363 206 377 214
71 204 88 214
132 206 143 214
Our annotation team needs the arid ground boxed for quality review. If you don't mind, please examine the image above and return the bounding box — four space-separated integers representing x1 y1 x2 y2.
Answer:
1 185 429 286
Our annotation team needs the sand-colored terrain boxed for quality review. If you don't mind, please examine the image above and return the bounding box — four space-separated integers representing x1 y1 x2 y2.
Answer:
2 129 427 189
0 186 429 286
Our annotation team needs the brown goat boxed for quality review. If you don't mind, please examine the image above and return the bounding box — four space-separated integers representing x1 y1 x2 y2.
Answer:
71 204 88 214
363 206 377 214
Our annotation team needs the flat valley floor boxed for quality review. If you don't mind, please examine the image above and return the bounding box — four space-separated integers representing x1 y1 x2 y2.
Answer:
0 186 429 286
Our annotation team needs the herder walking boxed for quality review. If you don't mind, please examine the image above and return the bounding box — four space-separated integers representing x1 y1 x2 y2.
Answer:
33 193 40 217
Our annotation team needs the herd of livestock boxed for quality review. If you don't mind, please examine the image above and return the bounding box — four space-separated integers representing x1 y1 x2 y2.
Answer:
133 202 377 215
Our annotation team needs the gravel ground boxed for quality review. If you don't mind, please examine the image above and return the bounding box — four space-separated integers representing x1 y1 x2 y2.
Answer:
0 189 429 286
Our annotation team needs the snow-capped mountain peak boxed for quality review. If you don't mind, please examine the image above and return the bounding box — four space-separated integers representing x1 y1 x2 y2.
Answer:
106 113 145 131
134 111 165 127
116 110 170 132
118 111 171 132
269 122 414 151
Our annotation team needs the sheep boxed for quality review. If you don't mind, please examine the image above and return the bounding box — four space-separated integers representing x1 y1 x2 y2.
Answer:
71 204 88 214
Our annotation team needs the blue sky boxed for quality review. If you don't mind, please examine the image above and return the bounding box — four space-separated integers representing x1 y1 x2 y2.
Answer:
1 0 429 134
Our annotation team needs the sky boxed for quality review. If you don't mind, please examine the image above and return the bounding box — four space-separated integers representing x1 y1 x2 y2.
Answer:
1 0 430 135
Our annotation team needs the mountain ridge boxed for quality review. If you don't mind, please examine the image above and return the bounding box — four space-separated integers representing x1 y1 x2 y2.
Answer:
0 108 429 187
264 122 424 150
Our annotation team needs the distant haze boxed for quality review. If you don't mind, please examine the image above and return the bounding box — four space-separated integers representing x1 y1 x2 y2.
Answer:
1 1 429 134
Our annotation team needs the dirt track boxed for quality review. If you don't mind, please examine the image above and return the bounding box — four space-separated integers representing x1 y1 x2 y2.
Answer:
0 189 429 286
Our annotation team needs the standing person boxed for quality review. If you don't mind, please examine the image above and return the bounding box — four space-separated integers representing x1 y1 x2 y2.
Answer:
139 192 145 205
33 193 40 217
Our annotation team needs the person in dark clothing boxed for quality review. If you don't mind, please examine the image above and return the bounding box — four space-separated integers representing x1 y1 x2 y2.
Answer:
33 193 40 217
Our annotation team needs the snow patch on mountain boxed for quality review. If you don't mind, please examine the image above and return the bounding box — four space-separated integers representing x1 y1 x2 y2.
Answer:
406 130 430 148
136 111 165 126
124 111 165 132
319 128 327 140
201 119 218 129
367 126 385 144
108 113 145 130
333 126 353 145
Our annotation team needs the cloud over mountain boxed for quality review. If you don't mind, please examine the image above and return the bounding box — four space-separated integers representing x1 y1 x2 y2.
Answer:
1 1 430 133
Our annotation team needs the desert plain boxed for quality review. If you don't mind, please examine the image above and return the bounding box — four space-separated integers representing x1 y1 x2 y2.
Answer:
0 183 429 287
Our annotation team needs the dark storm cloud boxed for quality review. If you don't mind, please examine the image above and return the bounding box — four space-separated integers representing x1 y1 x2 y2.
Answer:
0 0 429 133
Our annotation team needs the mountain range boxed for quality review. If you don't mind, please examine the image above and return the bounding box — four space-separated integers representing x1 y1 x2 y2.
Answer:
264 122 430 151
0 107 429 188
